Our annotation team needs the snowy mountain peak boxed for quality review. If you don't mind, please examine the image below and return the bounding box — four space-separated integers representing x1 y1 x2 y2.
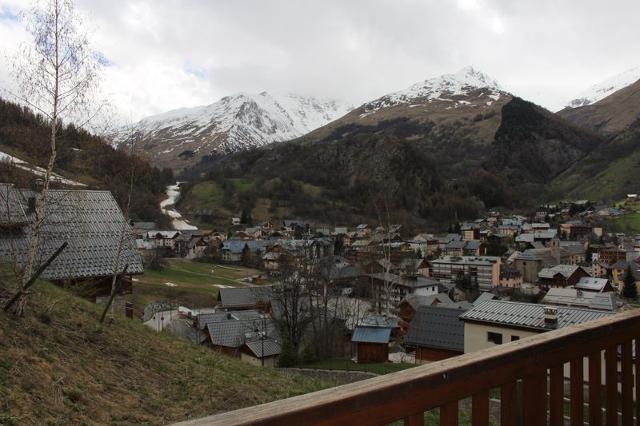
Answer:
116 92 353 169
564 66 640 109
360 66 502 118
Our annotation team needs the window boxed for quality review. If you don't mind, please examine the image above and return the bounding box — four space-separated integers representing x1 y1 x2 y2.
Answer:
487 332 503 345
511 335 520 341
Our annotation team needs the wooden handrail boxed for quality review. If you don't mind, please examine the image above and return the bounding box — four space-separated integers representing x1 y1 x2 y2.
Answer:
174 309 640 426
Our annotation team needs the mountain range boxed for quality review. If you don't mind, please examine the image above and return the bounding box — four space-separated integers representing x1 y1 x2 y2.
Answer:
178 67 614 229
115 92 353 170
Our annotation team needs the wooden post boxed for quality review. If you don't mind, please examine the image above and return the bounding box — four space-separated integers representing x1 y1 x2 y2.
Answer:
570 358 584 426
588 351 602 426
98 264 129 324
3 241 68 312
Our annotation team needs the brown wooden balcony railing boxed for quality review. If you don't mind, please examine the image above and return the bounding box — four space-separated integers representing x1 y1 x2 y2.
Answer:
175 309 640 426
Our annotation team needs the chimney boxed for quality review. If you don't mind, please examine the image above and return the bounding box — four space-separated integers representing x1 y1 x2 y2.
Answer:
544 306 558 328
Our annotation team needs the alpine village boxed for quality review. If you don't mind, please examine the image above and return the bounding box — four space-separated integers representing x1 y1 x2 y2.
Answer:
2 1 640 425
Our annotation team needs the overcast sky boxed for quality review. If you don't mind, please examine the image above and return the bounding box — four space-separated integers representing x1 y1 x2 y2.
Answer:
1 0 639 123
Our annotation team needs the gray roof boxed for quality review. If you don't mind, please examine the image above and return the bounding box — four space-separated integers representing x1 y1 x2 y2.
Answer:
351 326 392 343
244 338 282 358
202 310 278 348
368 272 440 289
400 293 453 310
404 306 467 352
217 286 273 309
460 300 613 331
473 292 498 305
0 185 143 280
222 239 270 254
541 288 619 311
538 265 583 279
575 277 609 292
359 314 399 328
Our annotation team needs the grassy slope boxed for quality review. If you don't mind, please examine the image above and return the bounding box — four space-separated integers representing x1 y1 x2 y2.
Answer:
178 179 325 229
0 279 324 425
131 259 266 313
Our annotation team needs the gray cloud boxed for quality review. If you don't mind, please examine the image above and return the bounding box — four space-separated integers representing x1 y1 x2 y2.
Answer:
1 0 639 122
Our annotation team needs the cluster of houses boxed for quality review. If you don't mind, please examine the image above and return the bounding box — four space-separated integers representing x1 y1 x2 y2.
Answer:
4 181 640 370
136 200 640 368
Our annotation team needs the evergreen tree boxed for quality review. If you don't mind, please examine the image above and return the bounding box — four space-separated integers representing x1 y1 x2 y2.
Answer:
623 266 638 300
241 243 251 267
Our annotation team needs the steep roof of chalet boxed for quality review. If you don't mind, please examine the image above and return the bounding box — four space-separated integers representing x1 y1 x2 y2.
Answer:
538 265 587 279
244 338 282 358
0 185 143 280
404 305 467 352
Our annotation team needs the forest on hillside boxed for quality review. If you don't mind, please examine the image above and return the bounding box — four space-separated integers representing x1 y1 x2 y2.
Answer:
0 98 174 224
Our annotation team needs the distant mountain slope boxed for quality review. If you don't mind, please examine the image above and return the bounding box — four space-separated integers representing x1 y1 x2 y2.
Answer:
551 82 640 201
116 92 353 170
563 66 640 109
558 79 640 134
182 68 602 229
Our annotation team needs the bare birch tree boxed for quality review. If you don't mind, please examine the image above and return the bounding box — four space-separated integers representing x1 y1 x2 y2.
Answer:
5 0 101 315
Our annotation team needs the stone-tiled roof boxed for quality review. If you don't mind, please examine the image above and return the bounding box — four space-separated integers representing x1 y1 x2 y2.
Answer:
0 185 143 280
404 306 467 352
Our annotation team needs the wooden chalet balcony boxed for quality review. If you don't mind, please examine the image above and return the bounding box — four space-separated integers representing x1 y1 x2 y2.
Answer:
177 309 640 426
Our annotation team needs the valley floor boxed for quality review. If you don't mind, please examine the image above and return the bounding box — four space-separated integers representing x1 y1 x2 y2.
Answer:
131 259 266 314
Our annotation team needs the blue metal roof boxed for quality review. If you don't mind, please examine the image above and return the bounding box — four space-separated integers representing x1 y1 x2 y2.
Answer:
351 326 392 344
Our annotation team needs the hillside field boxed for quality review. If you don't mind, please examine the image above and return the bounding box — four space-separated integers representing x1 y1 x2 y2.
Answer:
0 273 324 425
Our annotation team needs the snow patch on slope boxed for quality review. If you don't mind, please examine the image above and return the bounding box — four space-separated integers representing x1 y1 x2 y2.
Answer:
0 150 86 187
564 67 640 109
360 66 503 117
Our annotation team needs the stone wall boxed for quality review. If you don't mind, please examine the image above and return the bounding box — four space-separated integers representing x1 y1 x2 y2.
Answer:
278 368 377 386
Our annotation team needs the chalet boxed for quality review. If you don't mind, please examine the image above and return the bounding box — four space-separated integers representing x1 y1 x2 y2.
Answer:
399 258 430 277
240 338 282 367
404 305 467 362
368 272 440 306
460 300 612 354
541 288 620 312
0 184 143 299
199 310 279 363
397 293 454 330
407 233 438 256
146 230 181 249
351 326 392 363
461 224 480 241
221 239 270 263
537 265 590 289
130 221 157 239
